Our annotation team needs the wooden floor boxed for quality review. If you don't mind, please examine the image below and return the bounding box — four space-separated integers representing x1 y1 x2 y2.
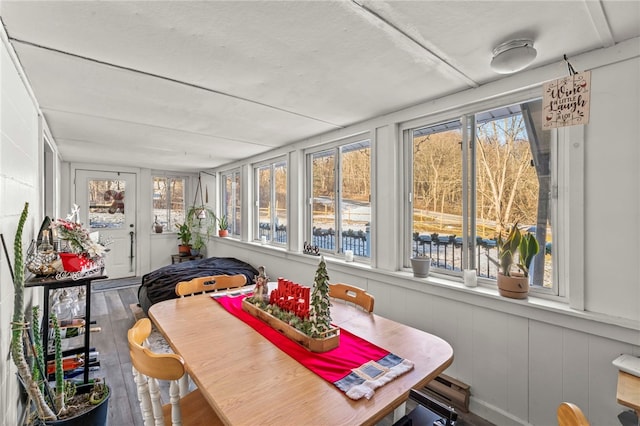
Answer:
91 284 493 426
91 284 144 426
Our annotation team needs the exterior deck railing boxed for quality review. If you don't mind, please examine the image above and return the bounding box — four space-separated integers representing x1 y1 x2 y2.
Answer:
257 223 501 278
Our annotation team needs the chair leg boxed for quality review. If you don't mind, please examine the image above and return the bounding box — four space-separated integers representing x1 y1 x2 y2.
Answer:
178 374 189 397
148 377 164 426
133 366 154 426
169 379 182 426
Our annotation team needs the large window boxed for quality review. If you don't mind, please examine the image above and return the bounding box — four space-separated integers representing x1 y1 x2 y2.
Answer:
255 159 287 244
221 169 241 236
407 98 555 292
153 176 186 233
308 139 371 259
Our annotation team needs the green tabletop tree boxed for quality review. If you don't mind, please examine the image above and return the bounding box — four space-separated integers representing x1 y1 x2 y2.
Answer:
308 256 332 337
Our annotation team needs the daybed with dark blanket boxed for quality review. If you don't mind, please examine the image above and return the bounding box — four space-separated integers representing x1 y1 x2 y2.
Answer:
138 256 259 314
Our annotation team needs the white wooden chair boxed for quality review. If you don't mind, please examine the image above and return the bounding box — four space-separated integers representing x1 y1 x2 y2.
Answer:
175 274 247 297
128 318 223 426
328 283 375 312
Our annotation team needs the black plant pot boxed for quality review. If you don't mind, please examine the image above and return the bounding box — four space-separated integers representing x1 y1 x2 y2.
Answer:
45 384 110 426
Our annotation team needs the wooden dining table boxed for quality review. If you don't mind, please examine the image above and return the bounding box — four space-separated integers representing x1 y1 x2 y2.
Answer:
149 293 454 425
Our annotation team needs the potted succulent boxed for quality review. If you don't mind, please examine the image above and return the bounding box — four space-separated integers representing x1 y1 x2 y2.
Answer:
10 203 110 424
216 214 229 237
175 222 192 255
489 223 540 299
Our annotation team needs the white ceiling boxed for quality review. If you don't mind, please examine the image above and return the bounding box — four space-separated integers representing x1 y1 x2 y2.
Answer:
1 1 639 172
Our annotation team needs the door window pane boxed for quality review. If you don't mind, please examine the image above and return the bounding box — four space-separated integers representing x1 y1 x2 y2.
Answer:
88 179 126 229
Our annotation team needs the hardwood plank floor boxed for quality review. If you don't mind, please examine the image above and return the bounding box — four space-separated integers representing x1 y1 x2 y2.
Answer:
91 285 493 426
91 286 143 426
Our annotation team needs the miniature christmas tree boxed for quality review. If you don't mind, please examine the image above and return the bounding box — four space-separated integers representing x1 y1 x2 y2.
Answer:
308 256 332 337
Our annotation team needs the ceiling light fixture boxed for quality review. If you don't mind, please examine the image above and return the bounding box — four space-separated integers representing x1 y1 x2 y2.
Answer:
490 39 537 74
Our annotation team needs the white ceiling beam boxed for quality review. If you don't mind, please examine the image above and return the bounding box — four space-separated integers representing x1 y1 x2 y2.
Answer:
584 0 615 48
350 0 479 89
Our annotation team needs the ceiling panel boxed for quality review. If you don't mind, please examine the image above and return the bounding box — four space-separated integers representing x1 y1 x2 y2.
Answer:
1 1 638 171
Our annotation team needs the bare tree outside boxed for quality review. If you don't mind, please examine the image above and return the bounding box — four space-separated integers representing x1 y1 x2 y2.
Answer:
411 100 552 288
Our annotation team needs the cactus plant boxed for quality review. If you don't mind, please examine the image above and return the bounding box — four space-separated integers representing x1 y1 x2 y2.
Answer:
10 202 109 422
11 202 57 420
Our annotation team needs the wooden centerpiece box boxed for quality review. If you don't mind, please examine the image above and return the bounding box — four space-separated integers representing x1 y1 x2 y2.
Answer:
241 298 339 352
241 267 339 353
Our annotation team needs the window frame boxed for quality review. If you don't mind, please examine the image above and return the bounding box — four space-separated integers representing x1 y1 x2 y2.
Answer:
152 174 188 235
221 168 242 238
305 134 372 261
401 87 563 297
253 156 288 245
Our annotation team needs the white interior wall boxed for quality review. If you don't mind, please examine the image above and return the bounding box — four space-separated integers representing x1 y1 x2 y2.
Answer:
584 57 640 318
206 53 640 426
2 17 638 424
0 34 45 425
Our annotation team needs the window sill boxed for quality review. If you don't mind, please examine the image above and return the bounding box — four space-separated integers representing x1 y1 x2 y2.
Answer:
220 239 639 344
326 258 639 344
386 269 639 344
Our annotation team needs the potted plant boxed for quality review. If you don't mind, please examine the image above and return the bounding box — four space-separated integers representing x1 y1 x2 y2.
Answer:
175 222 192 255
190 234 205 256
186 205 216 249
410 252 431 278
153 215 163 233
10 203 110 424
216 214 229 237
489 223 540 299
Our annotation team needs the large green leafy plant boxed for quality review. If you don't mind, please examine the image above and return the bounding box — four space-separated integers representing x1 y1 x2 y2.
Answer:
186 205 217 245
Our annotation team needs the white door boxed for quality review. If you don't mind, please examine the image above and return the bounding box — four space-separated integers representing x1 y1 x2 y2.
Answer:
75 170 136 279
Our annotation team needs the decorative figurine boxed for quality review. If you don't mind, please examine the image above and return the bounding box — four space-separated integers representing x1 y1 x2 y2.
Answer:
253 266 270 303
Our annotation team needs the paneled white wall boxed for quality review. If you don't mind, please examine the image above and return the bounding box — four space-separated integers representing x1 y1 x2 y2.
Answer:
210 240 639 425
0 36 44 425
207 50 640 425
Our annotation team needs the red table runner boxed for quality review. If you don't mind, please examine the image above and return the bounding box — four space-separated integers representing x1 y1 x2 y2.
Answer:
213 294 413 400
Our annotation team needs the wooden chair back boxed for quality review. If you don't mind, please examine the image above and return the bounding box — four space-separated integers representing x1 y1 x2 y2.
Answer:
557 402 590 426
175 274 247 297
128 318 185 381
328 283 375 312
128 318 222 426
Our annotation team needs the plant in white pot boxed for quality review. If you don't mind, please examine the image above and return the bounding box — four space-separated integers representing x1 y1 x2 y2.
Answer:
410 251 432 278
489 223 540 299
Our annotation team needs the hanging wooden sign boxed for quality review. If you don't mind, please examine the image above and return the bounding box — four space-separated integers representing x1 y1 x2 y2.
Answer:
542 70 591 129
